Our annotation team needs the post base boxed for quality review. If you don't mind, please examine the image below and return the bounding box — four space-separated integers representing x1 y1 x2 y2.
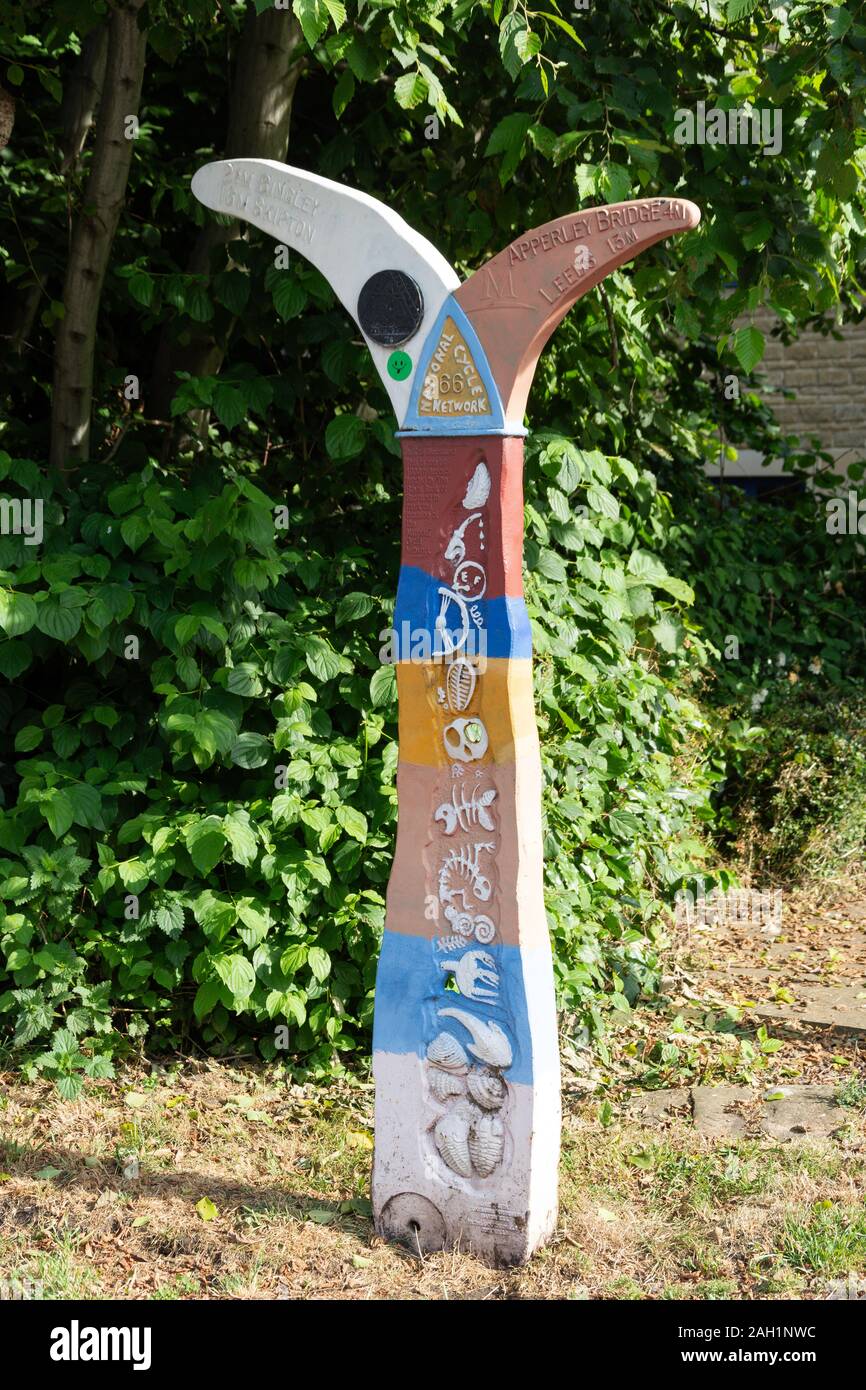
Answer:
373 1049 559 1266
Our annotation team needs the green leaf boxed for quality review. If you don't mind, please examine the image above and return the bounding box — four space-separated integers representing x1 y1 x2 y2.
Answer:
325 414 365 461
176 616 201 648
370 664 395 707
627 550 668 583
56 1075 82 1101
223 810 258 866
35 598 81 642
154 898 184 937
230 732 271 769
323 0 346 28
185 817 226 875
651 615 684 654
655 575 695 605
0 591 37 636
196 710 238 756
608 809 642 837
307 946 331 983
236 898 270 947
213 269 250 316
129 272 155 307
117 859 148 891
226 662 263 697
0 640 32 678
303 856 331 887
68 783 102 828
293 0 328 49
498 11 530 78
213 384 246 431
726 0 760 18
332 66 355 118
535 549 567 582
214 952 256 1000
14 725 43 752
305 635 350 683
195 1195 219 1222
280 943 308 976
394 70 427 110
194 978 221 1020
42 789 74 838
184 281 212 322
272 275 307 321
121 513 151 552
193 892 236 938
586 485 620 521
176 654 199 689
335 805 367 843
335 592 375 625
484 112 532 184
599 162 632 204
547 487 570 523
731 325 765 374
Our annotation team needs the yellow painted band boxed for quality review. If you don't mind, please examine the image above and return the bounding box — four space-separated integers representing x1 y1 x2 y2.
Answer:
396 657 539 767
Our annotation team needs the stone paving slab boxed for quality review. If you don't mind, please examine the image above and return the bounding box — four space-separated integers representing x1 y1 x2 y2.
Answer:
758 1085 843 1142
753 982 866 1035
690 1085 751 1139
628 1084 850 1142
712 969 866 1034
624 1087 691 1125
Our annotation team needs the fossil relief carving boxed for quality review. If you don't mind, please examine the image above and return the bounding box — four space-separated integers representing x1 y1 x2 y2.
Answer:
434 781 497 835
437 903 496 948
443 716 489 762
436 655 478 713
439 947 500 1003
438 840 494 905
439 1007 514 1069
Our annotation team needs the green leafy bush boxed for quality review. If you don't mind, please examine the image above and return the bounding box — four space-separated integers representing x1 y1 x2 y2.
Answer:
0 435 715 1073
662 471 866 875
709 687 866 881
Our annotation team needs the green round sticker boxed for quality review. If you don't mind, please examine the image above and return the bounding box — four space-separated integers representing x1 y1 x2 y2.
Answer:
387 350 412 381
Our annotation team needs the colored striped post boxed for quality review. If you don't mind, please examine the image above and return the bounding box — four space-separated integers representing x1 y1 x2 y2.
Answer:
192 160 699 1265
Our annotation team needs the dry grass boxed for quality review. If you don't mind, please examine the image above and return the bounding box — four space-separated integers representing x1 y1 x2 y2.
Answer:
2 877 863 1301
1 1059 864 1301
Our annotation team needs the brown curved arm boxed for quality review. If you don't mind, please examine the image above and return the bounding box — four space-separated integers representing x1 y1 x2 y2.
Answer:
455 195 700 424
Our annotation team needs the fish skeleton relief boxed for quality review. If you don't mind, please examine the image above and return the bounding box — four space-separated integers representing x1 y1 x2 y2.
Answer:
191 157 700 1266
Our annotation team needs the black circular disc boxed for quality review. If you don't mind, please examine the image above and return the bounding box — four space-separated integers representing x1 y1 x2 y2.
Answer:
357 270 424 347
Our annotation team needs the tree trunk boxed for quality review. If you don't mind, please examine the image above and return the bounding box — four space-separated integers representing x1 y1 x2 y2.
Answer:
50 1 146 470
61 25 109 172
8 28 109 357
148 8 303 423
0 86 15 151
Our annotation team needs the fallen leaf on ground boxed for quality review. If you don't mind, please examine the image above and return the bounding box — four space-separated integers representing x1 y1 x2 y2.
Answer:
195 1196 219 1222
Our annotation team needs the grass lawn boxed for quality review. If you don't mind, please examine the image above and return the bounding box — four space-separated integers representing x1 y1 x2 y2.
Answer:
1 1058 864 1301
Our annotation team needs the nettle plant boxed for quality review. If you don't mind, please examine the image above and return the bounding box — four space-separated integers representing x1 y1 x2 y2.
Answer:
0 433 712 1084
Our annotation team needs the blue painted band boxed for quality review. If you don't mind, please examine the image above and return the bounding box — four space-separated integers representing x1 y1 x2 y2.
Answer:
393 564 532 661
372 929 534 1086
